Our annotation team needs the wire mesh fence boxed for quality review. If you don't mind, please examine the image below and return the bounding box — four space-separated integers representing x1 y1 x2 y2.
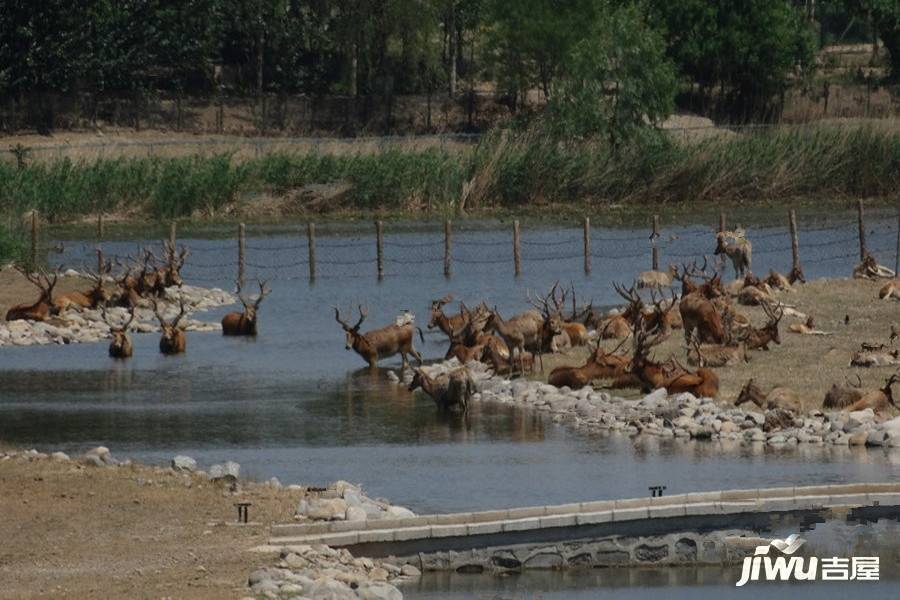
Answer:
44 204 900 288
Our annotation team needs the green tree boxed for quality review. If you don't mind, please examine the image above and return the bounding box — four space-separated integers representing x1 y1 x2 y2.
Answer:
843 0 900 80
550 2 676 145
649 0 815 121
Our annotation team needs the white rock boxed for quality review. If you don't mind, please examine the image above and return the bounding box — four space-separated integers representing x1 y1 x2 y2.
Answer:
171 455 198 472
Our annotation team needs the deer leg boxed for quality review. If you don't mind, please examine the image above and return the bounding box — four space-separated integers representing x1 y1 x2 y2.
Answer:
411 348 423 366
401 352 410 370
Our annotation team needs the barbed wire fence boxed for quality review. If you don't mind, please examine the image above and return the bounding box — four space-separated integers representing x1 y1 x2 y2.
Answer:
41 201 900 288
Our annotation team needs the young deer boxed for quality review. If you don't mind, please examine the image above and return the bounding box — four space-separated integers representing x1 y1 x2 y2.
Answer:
102 306 136 359
714 231 752 278
408 368 474 413
427 294 469 340
222 279 271 336
482 341 534 376
152 297 187 355
6 266 60 322
484 307 542 375
735 379 801 413
335 305 423 369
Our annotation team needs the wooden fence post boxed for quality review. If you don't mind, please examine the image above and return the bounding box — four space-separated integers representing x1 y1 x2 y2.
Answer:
376 220 384 280
169 220 177 248
238 223 246 287
583 217 591 274
857 199 867 260
789 209 801 273
895 211 899 276
513 220 521 277
651 215 660 271
718 212 726 233
444 219 452 278
30 210 38 268
97 214 104 240
307 222 316 282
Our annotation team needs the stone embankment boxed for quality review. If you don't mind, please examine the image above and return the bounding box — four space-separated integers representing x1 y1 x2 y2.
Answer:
0 280 233 347
413 359 900 449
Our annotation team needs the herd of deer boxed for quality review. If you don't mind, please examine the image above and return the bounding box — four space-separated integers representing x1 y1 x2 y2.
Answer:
4 242 270 358
4 227 898 420
335 230 898 420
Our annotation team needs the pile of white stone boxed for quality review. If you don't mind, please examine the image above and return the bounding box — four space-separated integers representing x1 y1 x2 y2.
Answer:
414 359 900 450
246 546 414 600
0 283 234 347
295 480 416 523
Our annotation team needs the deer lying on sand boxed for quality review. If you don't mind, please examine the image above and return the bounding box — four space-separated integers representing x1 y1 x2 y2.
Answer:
221 279 270 336
6 266 60 322
102 306 135 359
715 231 752 278
548 344 629 390
55 253 113 311
823 377 866 409
335 305 423 369
637 265 676 289
742 302 782 351
854 253 895 280
408 368 474 413
735 379 801 413
788 315 831 335
850 345 900 368
880 280 900 300
841 374 898 414
152 297 187 355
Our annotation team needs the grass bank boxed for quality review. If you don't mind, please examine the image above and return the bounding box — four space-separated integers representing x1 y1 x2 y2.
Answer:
1 123 900 260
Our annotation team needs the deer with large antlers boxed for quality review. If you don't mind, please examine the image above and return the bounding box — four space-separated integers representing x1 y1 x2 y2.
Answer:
529 283 574 354
102 306 136 359
549 342 629 390
742 302 783 351
842 374 899 414
55 252 113 312
674 263 726 345
222 279 271 336
335 305 423 369
6 266 60 322
152 297 187 355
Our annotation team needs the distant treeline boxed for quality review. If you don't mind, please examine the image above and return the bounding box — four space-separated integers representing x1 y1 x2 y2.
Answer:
1 1 897 130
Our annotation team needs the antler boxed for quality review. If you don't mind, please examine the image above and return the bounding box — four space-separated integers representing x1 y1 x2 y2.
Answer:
432 293 453 309
334 305 366 332
253 279 271 308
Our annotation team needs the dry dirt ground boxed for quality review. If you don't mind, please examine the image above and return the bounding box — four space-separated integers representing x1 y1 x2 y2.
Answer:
0 447 302 599
0 269 98 317
535 277 900 413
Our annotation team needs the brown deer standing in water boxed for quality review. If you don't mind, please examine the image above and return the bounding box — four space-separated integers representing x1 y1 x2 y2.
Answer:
6 266 60 322
408 368 474 413
152 297 187 355
221 279 271 336
335 305 423 369
102 306 136 359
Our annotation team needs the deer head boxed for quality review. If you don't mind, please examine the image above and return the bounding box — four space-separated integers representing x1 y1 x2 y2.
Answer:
761 302 784 345
102 305 136 358
428 293 454 329
151 296 187 354
334 305 367 350
236 278 270 333
161 241 189 287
